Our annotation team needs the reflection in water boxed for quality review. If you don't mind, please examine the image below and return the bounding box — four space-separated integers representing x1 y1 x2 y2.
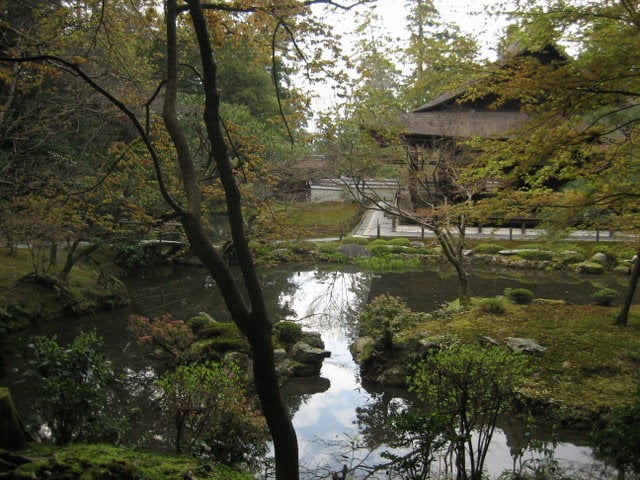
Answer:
279 270 374 473
276 268 609 479
2 264 623 478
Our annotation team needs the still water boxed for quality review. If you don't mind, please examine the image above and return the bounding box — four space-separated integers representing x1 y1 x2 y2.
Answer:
3 264 630 478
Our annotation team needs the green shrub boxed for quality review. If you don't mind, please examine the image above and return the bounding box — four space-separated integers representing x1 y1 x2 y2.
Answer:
26 332 123 445
516 249 554 261
319 252 349 263
274 321 303 344
406 247 437 255
410 344 528 480
157 362 268 466
369 244 424 256
432 300 466 319
553 250 586 265
472 243 505 254
359 295 425 350
504 287 534 305
387 237 411 247
113 241 156 271
614 246 638 262
553 243 587 256
369 239 390 246
277 240 317 254
591 288 619 306
591 245 613 257
369 244 393 256
477 297 508 314
317 242 339 254
592 389 640 475
355 255 422 271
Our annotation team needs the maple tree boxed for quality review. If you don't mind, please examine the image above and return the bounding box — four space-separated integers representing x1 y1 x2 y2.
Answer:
128 313 196 360
466 0 640 324
0 0 164 279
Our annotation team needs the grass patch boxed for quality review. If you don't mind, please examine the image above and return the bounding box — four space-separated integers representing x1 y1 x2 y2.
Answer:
1 248 128 327
1 248 107 296
472 243 506 254
355 255 422 271
476 297 508 314
266 201 362 238
12 443 251 480
403 302 640 420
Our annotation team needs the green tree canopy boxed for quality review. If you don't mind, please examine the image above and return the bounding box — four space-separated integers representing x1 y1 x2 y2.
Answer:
468 0 640 232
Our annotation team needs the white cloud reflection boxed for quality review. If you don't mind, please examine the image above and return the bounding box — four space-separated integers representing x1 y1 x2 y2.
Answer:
279 270 373 471
277 268 600 478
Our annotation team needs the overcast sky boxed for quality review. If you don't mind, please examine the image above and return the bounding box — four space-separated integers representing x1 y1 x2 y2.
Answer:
306 0 511 116
338 0 510 58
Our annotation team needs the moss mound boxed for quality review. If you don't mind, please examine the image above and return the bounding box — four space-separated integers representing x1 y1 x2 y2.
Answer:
401 301 640 426
3 444 251 479
1 249 130 330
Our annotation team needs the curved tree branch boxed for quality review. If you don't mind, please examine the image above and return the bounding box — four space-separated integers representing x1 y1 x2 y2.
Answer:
0 54 184 214
271 21 295 146
180 1 300 477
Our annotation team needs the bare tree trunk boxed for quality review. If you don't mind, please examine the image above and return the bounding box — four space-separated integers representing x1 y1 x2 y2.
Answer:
4 3 301 475
180 213 299 479
434 228 470 306
407 146 421 208
0 387 32 450
166 1 299 477
49 241 58 268
58 240 98 282
616 250 640 326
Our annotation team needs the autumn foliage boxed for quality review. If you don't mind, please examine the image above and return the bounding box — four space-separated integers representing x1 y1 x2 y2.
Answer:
128 313 195 360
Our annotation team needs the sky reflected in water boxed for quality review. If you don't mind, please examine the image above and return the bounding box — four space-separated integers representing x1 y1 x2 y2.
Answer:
276 268 603 478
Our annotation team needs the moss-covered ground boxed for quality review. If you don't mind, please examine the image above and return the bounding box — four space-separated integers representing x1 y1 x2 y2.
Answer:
399 299 640 426
0 248 129 330
6 444 251 480
265 201 363 238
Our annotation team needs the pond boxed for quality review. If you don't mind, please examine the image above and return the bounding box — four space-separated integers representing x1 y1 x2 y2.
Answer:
2 263 631 478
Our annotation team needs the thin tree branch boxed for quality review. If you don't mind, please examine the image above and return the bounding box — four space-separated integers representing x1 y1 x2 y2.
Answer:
0 54 184 214
271 21 295 146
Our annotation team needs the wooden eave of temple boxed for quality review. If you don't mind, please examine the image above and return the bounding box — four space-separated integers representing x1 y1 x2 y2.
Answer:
399 44 568 143
398 89 529 143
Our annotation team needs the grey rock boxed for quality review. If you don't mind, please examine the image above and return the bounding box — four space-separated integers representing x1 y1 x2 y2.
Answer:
337 243 371 259
506 337 546 354
479 336 500 347
417 338 441 352
574 261 605 274
376 364 408 388
290 341 331 364
350 336 376 363
192 311 215 323
591 252 609 264
273 348 288 362
498 249 522 256
276 358 296 378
